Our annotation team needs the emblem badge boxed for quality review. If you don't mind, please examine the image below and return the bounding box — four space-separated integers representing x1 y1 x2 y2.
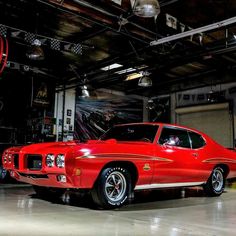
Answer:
143 163 151 171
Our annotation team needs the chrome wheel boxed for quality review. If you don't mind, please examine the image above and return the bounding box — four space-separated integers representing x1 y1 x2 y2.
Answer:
91 167 131 209
105 171 127 202
212 168 224 192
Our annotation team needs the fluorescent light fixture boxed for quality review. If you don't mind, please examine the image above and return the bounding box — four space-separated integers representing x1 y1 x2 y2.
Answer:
125 72 143 81
100 63 123 71
115 67 137 75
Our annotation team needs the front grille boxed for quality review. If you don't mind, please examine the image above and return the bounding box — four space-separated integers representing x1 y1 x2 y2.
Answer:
19 173 48 179
13 154 19 169
26 154 42 170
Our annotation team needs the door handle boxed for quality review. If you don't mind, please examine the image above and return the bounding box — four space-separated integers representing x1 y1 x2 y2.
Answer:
192 153 198 157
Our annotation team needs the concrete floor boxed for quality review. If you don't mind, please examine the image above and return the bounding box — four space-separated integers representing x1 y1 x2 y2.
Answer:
0 185 236 236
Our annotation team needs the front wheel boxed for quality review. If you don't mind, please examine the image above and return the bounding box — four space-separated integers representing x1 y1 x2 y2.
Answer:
203 167 225 197
91 167 131 209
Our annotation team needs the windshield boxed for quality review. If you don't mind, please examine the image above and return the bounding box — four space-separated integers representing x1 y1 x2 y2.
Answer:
100 124 158 143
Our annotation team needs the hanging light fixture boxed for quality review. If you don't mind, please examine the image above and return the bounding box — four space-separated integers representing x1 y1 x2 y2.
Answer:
133 0 160 18
81 85 90 98
138 72 152 87
26 39 44 60
26 11 45 61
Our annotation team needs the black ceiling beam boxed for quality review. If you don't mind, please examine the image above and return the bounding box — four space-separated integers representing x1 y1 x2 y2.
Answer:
38 0 152 45
70 39 236 92
85 39 236 81
76 27 108 42
152 69 236 96
71 0 160 38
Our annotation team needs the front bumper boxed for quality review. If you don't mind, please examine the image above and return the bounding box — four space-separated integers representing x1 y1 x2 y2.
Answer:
10 170 80 188
3 150 81 189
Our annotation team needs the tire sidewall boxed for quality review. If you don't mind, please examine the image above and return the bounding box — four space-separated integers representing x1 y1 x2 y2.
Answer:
209 167 225 195
98 167 131 208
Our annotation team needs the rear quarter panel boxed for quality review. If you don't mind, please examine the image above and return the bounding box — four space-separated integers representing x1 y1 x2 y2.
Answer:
200 136 236 179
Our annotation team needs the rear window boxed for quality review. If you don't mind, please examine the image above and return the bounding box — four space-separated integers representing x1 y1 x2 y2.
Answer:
189 131 206 149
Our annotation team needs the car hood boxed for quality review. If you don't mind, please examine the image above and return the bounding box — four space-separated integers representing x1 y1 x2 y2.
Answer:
5 139 154 157
74 139 155 159
14 141 78 154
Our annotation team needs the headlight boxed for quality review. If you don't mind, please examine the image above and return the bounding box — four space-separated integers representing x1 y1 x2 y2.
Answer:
46 154 55 167
56 154 65 168
3 154 7 164
8 154 12 163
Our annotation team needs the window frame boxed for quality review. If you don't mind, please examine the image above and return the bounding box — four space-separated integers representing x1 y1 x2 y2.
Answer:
100 124 159 143
158 126 192 149
188 131 206 149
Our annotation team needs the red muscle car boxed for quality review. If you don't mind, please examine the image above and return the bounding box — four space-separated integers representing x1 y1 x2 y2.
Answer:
2 123 236 209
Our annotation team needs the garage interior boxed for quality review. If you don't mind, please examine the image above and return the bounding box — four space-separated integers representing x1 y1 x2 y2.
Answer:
1 0 236 235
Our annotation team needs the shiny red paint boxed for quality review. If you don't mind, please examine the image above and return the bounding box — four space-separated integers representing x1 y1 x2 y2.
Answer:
2 123 236 190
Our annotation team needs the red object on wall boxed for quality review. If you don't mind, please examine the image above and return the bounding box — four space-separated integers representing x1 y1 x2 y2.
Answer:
0 36 8 75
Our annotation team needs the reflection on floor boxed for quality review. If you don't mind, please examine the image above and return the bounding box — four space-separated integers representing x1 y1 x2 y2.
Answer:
0 184 236 235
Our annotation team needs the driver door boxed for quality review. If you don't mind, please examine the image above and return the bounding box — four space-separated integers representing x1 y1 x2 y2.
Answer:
152 126 201 184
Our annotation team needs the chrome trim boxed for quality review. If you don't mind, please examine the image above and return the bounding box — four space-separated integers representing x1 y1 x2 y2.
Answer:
134 182 205 190
203 158 236 164
76 153 173 162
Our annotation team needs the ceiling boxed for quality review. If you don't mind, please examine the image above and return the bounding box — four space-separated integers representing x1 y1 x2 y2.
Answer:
1 0 236 96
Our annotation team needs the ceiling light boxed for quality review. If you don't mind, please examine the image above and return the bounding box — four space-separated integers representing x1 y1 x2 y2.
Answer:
26 39 44 60
146 99 155 110
100 63 123 71
138 73 152 87
125 72 143 81
115 67 136 75
81 85 90 98
133 0 160 18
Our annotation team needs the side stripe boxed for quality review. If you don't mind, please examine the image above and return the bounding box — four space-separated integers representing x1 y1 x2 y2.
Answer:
203 158 236 164
76 153 173 162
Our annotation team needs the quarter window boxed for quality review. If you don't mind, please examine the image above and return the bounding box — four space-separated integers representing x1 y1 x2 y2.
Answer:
159 127 191 148
189 132 206 149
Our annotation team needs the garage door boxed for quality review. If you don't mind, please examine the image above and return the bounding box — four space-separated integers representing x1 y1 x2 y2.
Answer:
176 103 233 148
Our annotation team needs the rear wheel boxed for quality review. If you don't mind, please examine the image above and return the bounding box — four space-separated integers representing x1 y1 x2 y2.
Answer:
91 167 131 209
203 167 225 196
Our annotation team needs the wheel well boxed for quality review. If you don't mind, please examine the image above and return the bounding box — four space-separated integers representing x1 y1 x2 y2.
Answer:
98 161 138 188
215 164 230 178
